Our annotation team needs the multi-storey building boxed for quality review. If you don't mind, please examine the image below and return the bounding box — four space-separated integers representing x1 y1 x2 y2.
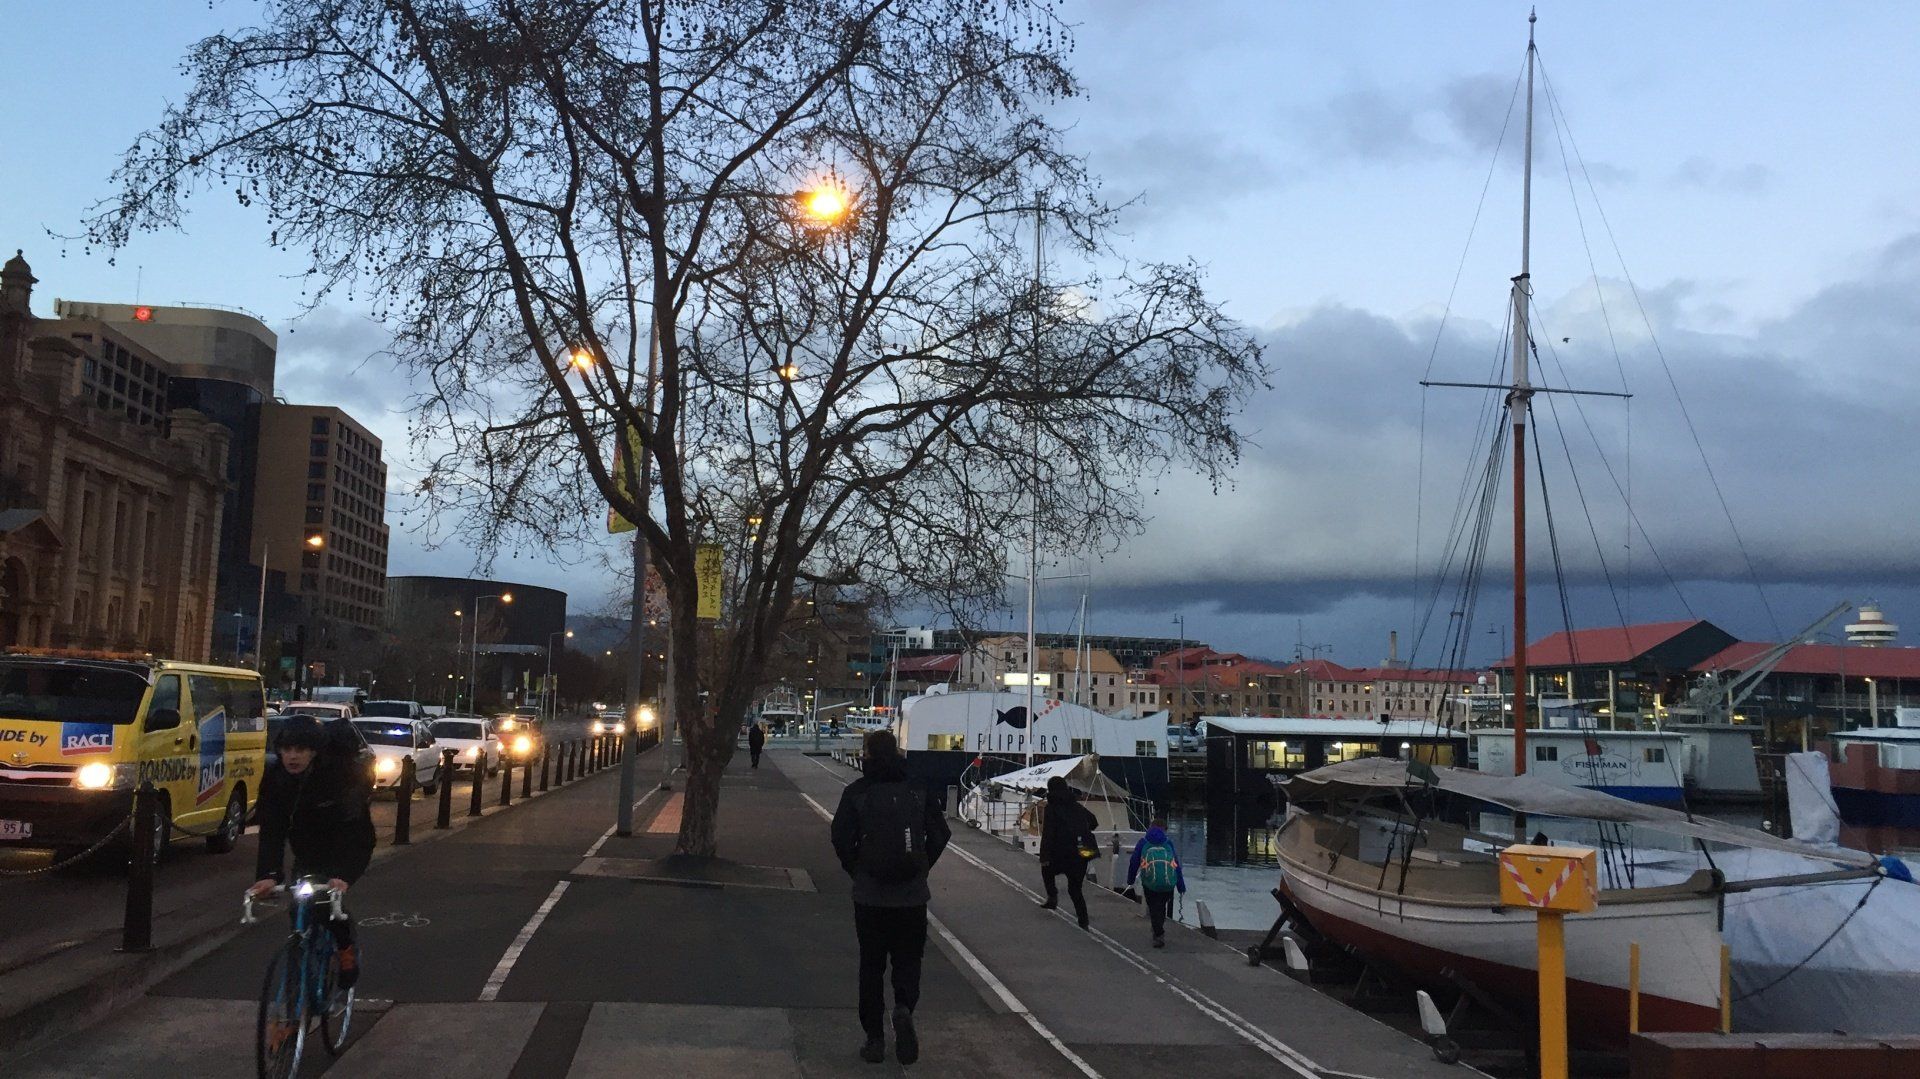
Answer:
253 404 390 630
954 634 1131 711
0 251 229 658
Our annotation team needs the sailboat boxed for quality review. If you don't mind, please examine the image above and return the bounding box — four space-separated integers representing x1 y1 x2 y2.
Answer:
1269 14 1893 1049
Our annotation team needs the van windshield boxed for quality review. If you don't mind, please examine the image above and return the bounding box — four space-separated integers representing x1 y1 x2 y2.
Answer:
0 661 149 725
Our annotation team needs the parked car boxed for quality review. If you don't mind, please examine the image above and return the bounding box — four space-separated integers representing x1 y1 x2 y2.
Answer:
350 718 443 793
431 716 501 775
1166 723 1201 753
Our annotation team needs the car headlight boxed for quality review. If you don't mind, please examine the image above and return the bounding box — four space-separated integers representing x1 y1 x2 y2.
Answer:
73 762 117 790
513 734 533 755
498 718 516 732
612 722 626 735
375 757 398 775
465 746 480 759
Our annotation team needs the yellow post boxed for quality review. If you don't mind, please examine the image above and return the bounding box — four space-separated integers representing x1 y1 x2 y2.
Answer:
1629 941 1641 1034
1720 943 1732 1034
1538 911 1569 1079
1498 844 1598 1079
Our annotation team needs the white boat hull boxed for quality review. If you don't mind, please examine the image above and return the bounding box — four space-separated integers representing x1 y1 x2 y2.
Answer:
1277 815 1724 1047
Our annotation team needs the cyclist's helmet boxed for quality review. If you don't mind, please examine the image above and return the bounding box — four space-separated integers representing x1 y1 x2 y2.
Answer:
277 714 331 750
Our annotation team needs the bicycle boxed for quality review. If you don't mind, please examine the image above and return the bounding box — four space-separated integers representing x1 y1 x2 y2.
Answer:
242 877 356 1078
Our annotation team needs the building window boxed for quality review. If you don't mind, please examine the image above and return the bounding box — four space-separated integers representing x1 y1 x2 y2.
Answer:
926 734 965 752
310 440 328 458
1535 745 1559 762
1134 740 1158 758
1070 737 1093 754
1324 741 1379 764
311 416 330 435
1248 739 1306 770
1644 747 1666 764
72 592 90 623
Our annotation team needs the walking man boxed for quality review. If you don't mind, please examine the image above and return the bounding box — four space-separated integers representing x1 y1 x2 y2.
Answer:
747 720 767 769
1126 819 1187 947
1038 776 1097 929
831 730 950 1065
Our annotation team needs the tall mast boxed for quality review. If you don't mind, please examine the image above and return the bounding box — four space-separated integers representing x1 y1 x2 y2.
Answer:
1510 10 1537 804
1026 200 1042 768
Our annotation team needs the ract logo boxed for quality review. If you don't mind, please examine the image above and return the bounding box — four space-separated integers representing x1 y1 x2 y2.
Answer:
197 709 228 805
60 723 114 756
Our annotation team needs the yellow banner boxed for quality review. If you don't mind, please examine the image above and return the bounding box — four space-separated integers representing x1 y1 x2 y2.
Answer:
607 424 642 534
695 544 724 620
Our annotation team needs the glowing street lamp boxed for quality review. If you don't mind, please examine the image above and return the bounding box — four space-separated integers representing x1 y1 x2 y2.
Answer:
304 534 325 549
799 185 849 224
569 346 595 372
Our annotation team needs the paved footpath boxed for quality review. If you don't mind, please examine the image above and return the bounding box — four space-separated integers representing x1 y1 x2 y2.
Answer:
3 744 1464 1077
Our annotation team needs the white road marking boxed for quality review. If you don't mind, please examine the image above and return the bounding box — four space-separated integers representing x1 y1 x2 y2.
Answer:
797 752 1324 1079
796 789 1104 1079
583 789 666 858
479 880 569 1002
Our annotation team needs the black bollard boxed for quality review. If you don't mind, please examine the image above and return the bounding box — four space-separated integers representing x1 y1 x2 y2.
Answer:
567 739 578 782
592 736 601 771
121 783 157 953
585 737 595 773
437 749 455 828
500 754 513 806
539 742 551 792
522 750 533 798
394 757 415 845
469 748 487 817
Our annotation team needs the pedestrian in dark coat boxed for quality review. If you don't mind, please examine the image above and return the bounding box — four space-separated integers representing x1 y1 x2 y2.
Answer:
747 721 767 768
1037 775 1097 929
830 730 951 1066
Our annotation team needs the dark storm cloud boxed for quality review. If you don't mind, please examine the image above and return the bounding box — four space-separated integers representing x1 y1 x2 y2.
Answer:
1086 233 1920 622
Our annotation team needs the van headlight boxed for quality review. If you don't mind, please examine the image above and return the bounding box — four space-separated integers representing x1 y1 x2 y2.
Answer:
375 757 398 775
465 746 480 759
74 762 120 790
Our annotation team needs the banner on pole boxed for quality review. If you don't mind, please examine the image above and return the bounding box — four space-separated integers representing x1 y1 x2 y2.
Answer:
695 544 724 620
607 424 642 534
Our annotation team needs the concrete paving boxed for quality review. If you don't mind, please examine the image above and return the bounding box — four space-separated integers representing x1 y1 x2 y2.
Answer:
3 742 1469 1077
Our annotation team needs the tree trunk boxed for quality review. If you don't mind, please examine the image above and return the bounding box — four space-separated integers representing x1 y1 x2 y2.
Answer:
676 736 725 857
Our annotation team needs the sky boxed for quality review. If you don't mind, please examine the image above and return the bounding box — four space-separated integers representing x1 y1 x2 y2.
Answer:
4 2 1918 667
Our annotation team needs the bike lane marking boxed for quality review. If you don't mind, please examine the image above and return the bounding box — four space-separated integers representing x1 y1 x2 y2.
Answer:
479 880 570 1002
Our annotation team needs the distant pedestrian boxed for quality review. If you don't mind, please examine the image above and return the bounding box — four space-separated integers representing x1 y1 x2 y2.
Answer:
1126 819 1187 947
1038 776 1097 929
831 730 951 1065
748 720 767 768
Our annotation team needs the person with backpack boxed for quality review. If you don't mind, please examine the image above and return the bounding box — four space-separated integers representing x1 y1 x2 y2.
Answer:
1125 819 1188 947
830 730 951 1066
1037 776 1098 929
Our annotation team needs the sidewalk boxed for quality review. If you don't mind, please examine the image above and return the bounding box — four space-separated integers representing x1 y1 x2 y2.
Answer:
5 745 1465 1077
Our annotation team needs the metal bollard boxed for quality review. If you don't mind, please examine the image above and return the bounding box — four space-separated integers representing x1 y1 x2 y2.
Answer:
469 749 487 817
394 757 415 845
500 754 513 806
121 782 157 952
522 750 533 798
588 736 598 772
437 750 455 828
539 743 551 792
561 740 573 783
572 739 582 779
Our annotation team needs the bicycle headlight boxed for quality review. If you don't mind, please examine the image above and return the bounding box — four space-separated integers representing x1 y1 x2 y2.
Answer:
73 762 116 790
294 880 316 898
375 756 398 775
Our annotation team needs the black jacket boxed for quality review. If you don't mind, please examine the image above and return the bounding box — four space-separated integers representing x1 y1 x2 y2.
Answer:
1039 789 1097 866
747 724 766 750
254 750 376 885
830 755 951 907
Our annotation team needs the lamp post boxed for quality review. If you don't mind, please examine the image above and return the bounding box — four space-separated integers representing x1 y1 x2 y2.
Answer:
452 608 465 712
469 592 513 715
1173 614 1186 727
546 629 574 723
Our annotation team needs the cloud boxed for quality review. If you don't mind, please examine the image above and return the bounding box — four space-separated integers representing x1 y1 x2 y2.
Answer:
1669 156 1770 193
274 306 405 430
1077 232 1920 640
1087 130 1287 224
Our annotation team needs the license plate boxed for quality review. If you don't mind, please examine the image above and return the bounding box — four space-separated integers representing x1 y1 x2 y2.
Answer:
0 820 31 840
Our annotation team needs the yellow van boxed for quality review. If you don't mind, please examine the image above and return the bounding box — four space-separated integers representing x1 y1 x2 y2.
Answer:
0 654 268 860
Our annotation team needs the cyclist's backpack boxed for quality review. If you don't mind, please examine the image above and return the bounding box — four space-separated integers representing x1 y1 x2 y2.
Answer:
1139 841 1180 892
859 780 929 884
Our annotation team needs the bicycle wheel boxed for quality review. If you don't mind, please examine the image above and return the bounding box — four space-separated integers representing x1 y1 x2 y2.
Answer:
257 937 308 1079
316 941 355 1055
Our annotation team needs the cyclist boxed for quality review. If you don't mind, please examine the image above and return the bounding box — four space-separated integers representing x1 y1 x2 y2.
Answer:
250 714 376 988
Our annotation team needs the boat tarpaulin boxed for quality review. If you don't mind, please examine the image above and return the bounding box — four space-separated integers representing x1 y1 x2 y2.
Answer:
1280 757 1877 868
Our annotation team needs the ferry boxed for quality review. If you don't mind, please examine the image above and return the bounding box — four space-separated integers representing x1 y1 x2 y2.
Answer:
892 687 1170 805
1828 709 1920 828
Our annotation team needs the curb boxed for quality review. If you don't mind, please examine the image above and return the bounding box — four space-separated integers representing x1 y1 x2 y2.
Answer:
0 750 633 1061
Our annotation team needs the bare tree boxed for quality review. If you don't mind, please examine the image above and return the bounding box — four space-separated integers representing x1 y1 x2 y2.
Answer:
88 0 1264 856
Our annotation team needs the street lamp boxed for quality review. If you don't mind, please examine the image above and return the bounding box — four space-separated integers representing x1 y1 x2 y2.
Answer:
546 628 574 723
469 592 513 715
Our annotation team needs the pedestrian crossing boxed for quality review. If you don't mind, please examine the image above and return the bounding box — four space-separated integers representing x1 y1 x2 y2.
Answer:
6 996 1081 1077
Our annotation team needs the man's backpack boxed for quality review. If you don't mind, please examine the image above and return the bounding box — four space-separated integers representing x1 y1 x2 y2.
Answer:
1139 841 1179 892
859 781 929 884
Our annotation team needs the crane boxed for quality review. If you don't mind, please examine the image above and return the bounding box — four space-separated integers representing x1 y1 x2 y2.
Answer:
1670 600 1855 723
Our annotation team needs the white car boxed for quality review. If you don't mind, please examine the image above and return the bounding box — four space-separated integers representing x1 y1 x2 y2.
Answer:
590 713 627 737
282 700 357 721
431 716 501 776
350 718 443 793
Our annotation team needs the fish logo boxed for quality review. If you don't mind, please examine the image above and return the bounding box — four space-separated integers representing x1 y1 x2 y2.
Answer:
994 707 1029 730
